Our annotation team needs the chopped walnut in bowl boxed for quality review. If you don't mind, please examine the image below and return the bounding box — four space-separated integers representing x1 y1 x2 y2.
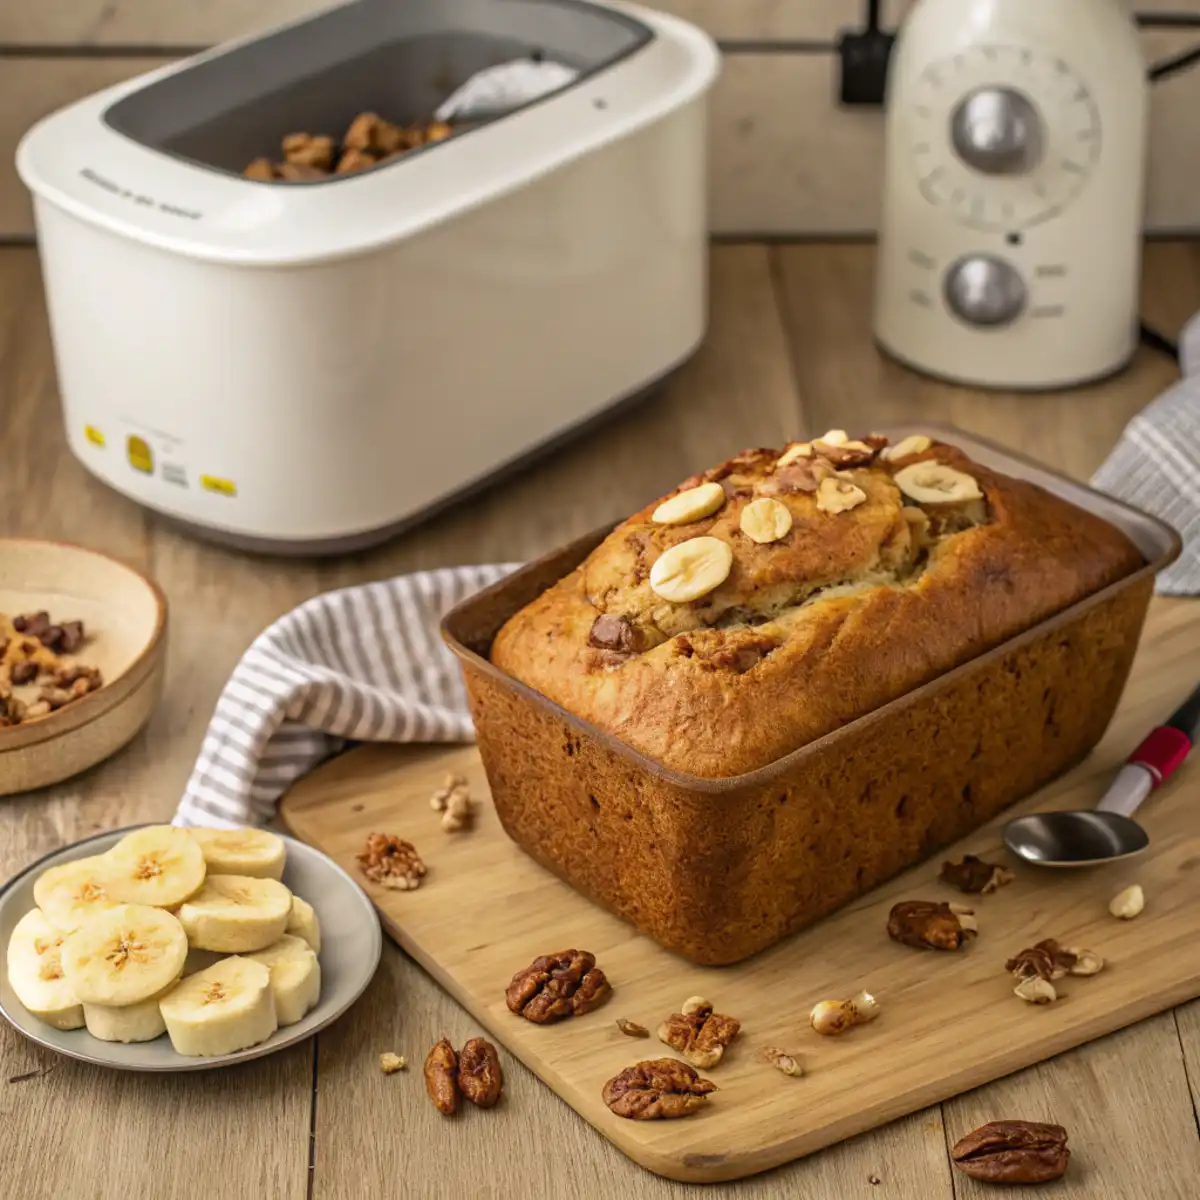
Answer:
1 610 103 727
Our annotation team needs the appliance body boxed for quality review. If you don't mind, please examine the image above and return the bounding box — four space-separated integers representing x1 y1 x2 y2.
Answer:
874 0 1148 390
17 0 719 552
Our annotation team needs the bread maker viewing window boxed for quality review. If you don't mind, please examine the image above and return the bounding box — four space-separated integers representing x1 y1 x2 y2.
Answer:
101 0 655 184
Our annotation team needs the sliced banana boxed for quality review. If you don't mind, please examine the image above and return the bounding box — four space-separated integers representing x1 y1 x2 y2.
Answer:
188 827 286 881
103 826 207 909
740 497 793 544
177 875 293 953
33 856 119 933
84 990 171 1043
286 896 322 955
816 476 868 514
62 904 188 1007
160 957 278 1057
651 482 725 526
5 909 85 1030
881 434 932 461
776 442 812 467
245 936 321 1027
649 536 734 603
894 462 983 505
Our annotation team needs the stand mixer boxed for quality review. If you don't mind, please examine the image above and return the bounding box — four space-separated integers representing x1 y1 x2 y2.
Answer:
874 0 1148 390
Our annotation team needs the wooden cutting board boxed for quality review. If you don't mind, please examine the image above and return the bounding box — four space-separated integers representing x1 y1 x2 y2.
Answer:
279 598 1200 1184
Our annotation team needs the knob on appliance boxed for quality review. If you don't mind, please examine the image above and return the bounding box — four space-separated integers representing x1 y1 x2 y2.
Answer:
943 255 1027 326
950 87 1042 174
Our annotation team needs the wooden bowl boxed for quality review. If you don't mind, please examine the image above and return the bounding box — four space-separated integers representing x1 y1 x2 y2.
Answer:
0 539 167 796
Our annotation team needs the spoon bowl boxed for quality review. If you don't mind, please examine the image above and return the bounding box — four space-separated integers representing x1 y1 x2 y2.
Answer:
1002 810 1151 868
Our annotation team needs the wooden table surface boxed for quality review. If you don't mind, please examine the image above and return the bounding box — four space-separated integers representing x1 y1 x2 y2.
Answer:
2 242 1199 1200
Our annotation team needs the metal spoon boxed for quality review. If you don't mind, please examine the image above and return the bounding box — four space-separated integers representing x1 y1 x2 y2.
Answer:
1003 681 1200 868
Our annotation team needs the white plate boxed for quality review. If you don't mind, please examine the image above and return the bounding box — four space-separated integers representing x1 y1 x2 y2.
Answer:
0 826 381 1071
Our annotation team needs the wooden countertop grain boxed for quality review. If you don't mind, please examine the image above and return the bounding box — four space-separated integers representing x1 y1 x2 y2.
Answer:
1 242 1198 1200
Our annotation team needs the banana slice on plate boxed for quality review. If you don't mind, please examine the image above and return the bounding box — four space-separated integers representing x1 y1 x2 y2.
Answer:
103 826 207 909
33 856 119 933
84 989 172 1043
5 909 86 1030
286 896 321 954
188 828 286 881
160 957 278 1056
245 935 321 1026
177 876 292 953
61 904 188 1007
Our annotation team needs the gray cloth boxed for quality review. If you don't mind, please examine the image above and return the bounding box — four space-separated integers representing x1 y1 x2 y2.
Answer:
1092 313 1200 596
173 565 517 829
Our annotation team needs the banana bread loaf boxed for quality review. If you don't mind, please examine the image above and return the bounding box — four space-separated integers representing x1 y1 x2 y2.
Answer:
490 432 1143 777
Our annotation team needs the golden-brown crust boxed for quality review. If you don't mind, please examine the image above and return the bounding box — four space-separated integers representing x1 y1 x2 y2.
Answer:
490 438 1143 778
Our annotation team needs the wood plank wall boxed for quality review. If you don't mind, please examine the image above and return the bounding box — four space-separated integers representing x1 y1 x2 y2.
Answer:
1 1 1198 239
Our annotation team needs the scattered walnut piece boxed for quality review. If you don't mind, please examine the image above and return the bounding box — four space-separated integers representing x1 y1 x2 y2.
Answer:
430 772 467 811
356 833 426 891
657 998 741 1069
505 949 612 1023
887 900 977 951
379 1052 407 1074
1109 884 1144 919
1006 939 1103 983
423 1037 459 1116
616 1018 650 1038
940 854 1015 895
951 1120 1070 1184
1014 976 1057 1005
458 1037 503 1109
763 1047 804 1077
810 990 880 1036
602 1058 716 1120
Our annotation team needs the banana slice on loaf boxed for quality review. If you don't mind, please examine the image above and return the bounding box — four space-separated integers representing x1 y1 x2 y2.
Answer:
160 957 277 1056
177 876 292 953
6 909 86 1030
61 904 187 1007
103 826 207 909
244 935 321 1026
188 828 286 881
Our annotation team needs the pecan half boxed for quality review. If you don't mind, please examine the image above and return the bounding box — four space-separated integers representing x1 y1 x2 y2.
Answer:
602 1058 716 1120
458 1037 503 1109
505 949 612 1023
423 1037 459 1116
887 901 977 951
356 833 426 891
587 614 642 653
941 854 1015 895
10 661 38 686
951 1120 1070 1184
657 1000 740 1069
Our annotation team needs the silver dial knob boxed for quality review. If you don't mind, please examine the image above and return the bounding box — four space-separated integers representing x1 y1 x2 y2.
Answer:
950 87 1043 175
943 255 1026 327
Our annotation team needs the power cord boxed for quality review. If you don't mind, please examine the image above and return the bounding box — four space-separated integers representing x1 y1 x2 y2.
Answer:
1136 12 1200 363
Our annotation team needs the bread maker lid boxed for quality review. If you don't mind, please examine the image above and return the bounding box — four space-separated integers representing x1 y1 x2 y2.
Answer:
16 0 719 268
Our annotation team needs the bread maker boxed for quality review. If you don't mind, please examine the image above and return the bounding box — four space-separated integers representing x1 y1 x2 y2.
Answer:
17 0 719 553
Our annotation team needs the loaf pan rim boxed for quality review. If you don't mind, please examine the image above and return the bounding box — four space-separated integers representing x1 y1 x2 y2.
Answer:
441 421 1181 794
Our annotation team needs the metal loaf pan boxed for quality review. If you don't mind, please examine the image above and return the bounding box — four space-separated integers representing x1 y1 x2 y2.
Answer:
441 424 1182 965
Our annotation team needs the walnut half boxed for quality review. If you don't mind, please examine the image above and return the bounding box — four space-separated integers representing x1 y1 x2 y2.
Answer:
602 1058 716 1120
657 998 740 1069
887 900 977 951
505 949 612 1023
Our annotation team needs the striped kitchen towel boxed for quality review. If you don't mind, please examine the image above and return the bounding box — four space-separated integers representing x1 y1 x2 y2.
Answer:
173 564 519 830
1092 312 1200 596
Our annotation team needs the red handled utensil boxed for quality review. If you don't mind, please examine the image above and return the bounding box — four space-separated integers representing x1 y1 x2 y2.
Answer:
1003 680 1200 868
